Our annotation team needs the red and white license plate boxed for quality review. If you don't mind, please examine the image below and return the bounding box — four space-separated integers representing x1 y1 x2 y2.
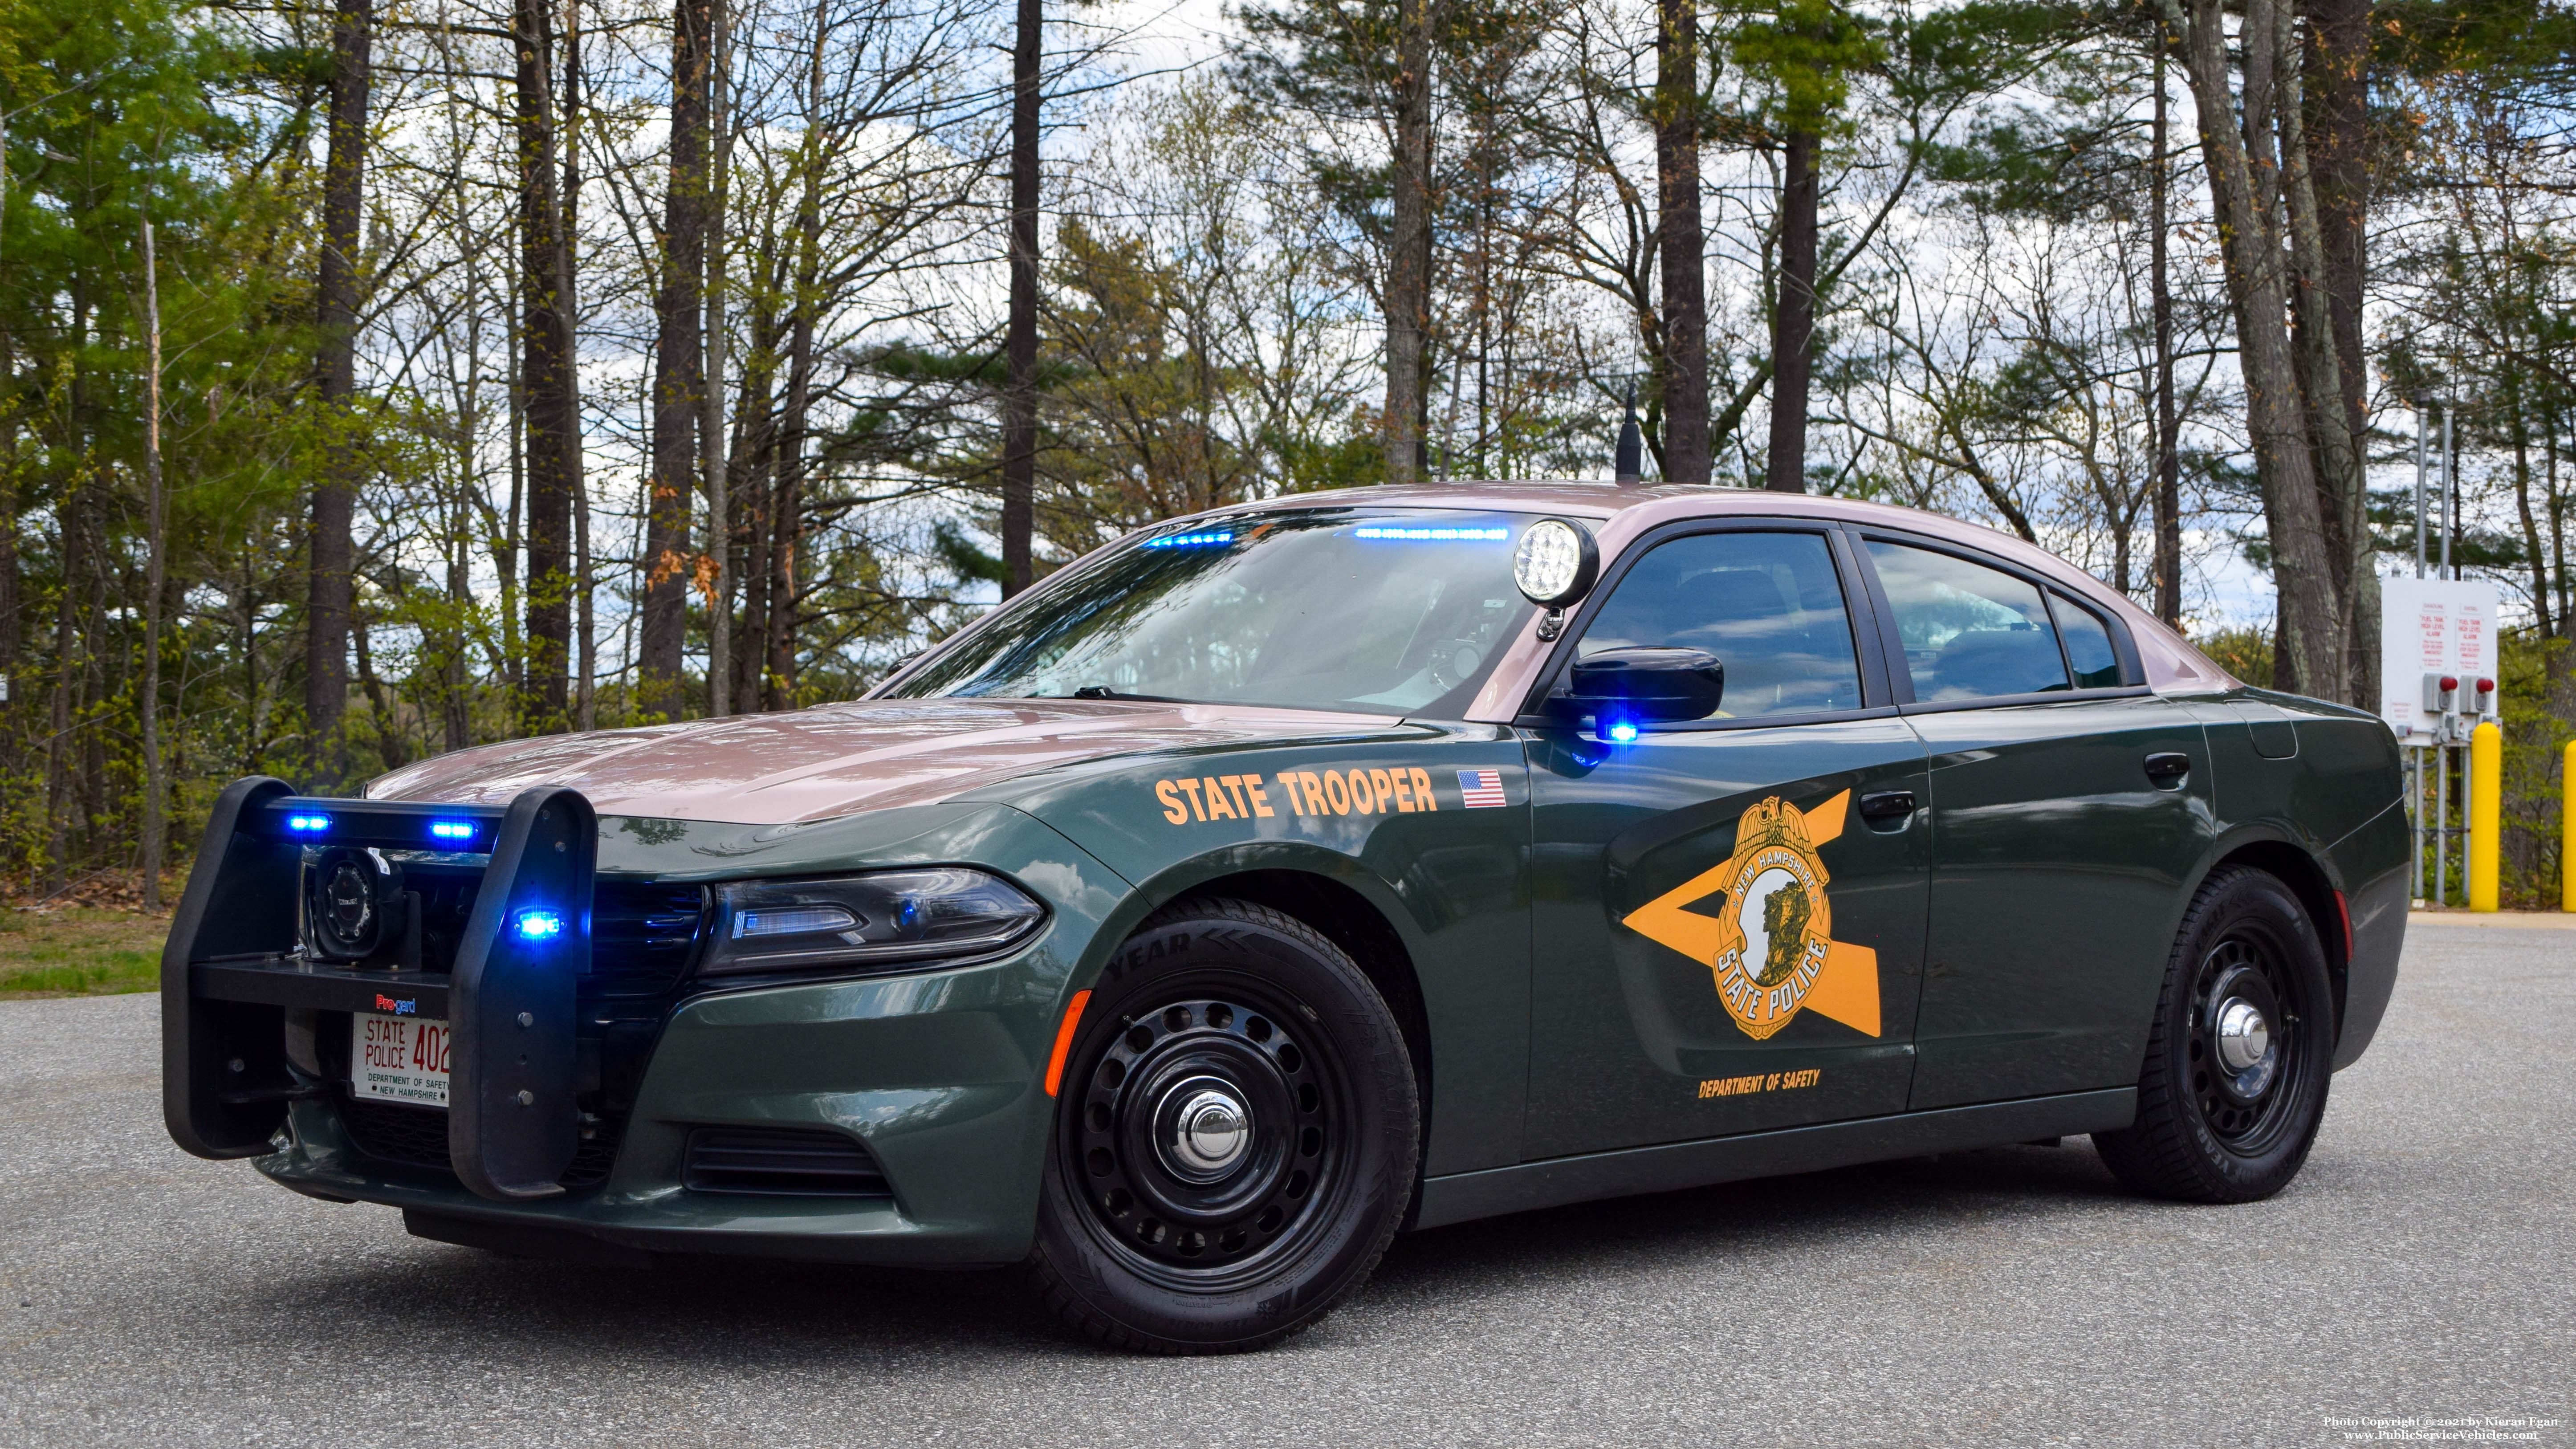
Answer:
351 1011 450 1107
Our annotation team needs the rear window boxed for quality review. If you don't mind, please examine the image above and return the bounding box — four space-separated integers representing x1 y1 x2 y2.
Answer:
1865 541 2071 701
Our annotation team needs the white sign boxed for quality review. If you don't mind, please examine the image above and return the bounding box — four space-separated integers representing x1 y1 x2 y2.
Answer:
2379 577 2499 739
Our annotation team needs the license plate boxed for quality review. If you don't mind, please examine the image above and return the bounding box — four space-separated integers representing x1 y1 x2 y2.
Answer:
351 1012 451 1107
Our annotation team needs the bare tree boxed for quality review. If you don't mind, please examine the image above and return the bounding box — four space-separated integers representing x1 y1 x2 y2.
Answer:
309 0 373 786
1384 0 1441 485
643 0 713 720
1656 0 1709 483
2153 0 2342 696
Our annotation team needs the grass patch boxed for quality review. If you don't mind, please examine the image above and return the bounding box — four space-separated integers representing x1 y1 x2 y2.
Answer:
0 908 170 999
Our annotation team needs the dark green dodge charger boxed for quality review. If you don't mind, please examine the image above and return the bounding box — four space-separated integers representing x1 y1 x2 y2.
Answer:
164 484 2407 1353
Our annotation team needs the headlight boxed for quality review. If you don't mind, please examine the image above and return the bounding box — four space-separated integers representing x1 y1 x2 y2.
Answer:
698 869 1046 978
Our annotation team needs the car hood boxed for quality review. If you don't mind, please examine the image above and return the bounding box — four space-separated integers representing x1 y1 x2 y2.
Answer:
364 698 1405 826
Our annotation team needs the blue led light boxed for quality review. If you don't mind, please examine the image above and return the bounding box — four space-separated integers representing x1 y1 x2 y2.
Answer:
1351 525 1510 541
1142 530 1233 549
1605 719 1639 743
285 813 332 834
428 820 477 842
513 909 567 941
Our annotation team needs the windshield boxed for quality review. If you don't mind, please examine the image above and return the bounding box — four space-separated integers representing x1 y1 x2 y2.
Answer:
885 508 1543 716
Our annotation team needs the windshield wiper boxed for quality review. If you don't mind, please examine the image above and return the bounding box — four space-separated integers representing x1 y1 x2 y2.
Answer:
1069 685 1200 704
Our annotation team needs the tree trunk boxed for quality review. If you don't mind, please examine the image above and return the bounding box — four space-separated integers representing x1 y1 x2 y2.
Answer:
564 0 593 731
1656 0 1709 485
0 478 17 720
2511 376 2553 638
308 0 370 789
140 220 167 909
642 0 712 720
353 607 409 767
2151 49 2183 628
772 4 825 710
723 318 777 715
2275 0 2369 705
704 0 733 716
1383 0 1436 487
1766 128 1818 493
516 0 574 735
2155 0 2343 698
2306 0 2370 486
501 254 523 694
2305 0 2375 701
1002 0 1040 593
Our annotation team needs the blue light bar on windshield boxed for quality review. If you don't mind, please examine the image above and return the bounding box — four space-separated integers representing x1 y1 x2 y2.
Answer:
1351 526 1510 541
1143 531 1233 549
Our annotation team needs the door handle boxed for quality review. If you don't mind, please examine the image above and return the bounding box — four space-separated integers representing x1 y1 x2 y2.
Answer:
2143 752 2192 783
1857 789 1917 821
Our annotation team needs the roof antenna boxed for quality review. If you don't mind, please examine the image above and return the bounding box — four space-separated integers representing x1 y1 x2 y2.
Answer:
1614 385 1643 484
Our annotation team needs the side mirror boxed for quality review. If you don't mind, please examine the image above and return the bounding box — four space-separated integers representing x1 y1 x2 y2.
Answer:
1560 646 1725 727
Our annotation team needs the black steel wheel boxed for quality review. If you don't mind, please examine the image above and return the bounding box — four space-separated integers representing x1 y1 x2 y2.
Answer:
2095 865 2336 1203
1028 898 1418 1353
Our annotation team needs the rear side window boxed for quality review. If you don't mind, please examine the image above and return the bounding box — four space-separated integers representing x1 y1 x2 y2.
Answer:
1579 531 1862 718
1865 541 2071 701
2051 592 2123 688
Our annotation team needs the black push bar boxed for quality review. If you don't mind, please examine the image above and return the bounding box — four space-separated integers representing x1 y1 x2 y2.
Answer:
161 776 597 1201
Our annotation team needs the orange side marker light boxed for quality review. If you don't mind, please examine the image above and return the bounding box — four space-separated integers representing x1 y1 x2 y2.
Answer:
1044 989 1093 1097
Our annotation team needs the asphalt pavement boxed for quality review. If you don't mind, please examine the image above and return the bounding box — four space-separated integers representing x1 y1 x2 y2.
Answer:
2 922 2568 1447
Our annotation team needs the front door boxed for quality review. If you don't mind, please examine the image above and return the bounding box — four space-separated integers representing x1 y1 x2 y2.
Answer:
1852 535 2217 1111
1524 525 1929 1160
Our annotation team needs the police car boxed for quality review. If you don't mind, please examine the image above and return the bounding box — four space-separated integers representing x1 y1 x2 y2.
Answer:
163 485 2406 1353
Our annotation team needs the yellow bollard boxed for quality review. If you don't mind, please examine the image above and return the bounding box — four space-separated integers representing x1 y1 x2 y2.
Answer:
2470 721 2502 912
2564 740 2576 912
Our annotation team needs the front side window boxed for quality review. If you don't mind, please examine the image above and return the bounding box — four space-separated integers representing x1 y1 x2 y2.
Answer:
885 509 1537 716
1866 541 2071 701
1577 531 1862 719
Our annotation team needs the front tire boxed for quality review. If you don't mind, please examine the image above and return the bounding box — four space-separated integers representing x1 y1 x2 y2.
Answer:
2094 865 2336 1203
1027 899 1419 1353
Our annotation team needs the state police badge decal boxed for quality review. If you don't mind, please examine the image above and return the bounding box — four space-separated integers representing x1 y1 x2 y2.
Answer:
1620 790 1882 1041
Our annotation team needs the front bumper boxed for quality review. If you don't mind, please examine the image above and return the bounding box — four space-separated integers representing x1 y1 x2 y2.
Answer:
259 955 1063 1267
171 794 1140 1268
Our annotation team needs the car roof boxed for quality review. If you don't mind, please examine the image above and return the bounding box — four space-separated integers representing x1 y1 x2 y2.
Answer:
1208 483 2236 696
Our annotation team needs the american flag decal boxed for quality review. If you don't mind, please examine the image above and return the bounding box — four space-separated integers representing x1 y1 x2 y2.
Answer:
1457 769 1507 809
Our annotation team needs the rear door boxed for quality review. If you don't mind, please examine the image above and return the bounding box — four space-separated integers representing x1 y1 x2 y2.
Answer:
1522 522 1930 1160
1852 533 2214 1111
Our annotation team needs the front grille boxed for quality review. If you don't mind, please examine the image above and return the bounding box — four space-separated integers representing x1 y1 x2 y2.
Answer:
319 880 699 1195
683 1126 891 1197
590 882 707 996
335 1097 630 1191
337 1097 450 1170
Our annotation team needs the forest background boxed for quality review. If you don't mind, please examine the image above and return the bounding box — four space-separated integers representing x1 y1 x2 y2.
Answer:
4 0 2574 932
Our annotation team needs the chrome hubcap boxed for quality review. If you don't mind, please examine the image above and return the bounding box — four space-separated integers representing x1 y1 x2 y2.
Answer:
1157 1079 1251 1181
2214 998 2271 1073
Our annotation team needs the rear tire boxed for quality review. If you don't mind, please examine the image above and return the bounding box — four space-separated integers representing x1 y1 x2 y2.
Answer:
2093 865 2335 1204
1026 899 1418 1354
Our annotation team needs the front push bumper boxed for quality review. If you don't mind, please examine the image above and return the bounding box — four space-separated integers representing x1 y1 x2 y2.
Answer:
166 779 1127 1270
